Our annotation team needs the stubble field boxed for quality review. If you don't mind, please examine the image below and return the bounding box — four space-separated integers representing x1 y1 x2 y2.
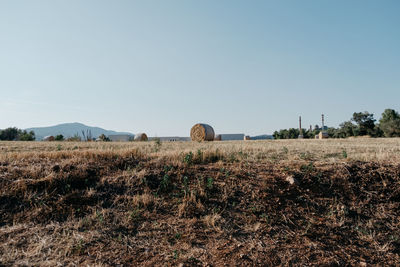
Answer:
1 139 400 266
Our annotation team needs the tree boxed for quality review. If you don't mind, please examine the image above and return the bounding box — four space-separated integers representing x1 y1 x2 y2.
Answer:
273 128 305 139
352 112 376 136
98 134 110 142
326 127 338 138
287 128 299 139
0 127 20 140
379 109 400 137
0 128 35 141
337 121 357 138
19 130 35 141
55 134 64 141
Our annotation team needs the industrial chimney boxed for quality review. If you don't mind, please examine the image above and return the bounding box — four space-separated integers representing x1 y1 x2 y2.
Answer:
298 116 304 139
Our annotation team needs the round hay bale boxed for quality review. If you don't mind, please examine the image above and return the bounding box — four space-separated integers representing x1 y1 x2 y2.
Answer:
190 123 215 142
214 134 222 141
43 136 55 141
134 133 148 141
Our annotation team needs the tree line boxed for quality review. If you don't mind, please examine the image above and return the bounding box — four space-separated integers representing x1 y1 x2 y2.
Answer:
0 127 35 141
0 128 107 142
273 108 400 139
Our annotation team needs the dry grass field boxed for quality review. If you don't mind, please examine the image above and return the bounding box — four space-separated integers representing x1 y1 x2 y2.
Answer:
1 139 400 266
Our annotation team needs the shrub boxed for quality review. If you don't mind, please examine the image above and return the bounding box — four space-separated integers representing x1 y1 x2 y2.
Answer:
55 134 64 141
153 138 162 152
183 152 193 165
98 134 110 142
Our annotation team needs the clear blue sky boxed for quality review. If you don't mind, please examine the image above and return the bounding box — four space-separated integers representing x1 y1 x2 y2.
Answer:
1 1 399 136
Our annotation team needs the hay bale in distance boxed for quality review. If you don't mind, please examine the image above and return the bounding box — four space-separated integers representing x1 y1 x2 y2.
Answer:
190 123 215 142
214 134 222 141
43 136 55 141
134 133 148 141
244 135 251 141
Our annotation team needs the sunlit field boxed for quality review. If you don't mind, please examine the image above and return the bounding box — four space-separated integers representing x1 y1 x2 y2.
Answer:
2 138 400 162
1 139 399 265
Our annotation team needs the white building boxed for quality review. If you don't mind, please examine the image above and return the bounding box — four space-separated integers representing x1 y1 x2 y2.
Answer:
108 134 133 142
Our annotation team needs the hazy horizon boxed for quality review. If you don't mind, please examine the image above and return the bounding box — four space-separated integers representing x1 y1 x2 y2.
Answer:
1 1 399 136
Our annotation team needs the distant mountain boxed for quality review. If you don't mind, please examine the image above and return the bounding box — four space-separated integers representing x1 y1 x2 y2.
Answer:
26 122 134 140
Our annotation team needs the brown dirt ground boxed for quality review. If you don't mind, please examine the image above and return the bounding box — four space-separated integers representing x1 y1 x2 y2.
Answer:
0 151 399 266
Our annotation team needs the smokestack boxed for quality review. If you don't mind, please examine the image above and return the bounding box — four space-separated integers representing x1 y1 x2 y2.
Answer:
322 114 325 130
298 116 303 139
299 116 302 133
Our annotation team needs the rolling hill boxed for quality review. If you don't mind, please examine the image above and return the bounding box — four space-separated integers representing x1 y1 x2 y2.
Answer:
26 122 134 140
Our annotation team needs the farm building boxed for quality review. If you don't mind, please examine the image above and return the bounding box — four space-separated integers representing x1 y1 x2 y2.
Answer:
108 134 133 142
